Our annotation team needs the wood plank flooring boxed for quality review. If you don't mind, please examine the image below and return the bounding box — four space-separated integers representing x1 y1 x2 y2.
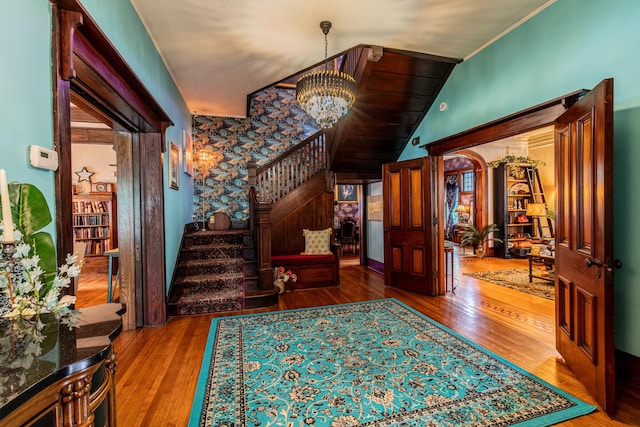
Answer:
75 249 640 426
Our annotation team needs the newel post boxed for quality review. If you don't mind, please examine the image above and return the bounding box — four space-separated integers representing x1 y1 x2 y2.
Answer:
248 162 273 290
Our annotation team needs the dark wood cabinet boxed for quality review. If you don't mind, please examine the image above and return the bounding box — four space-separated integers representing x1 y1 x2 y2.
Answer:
0 305 123 426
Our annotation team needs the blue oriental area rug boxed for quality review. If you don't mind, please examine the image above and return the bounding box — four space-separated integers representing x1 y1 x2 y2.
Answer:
189 299 594 426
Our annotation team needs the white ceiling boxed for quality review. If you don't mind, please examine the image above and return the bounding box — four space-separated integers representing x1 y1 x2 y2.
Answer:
130 0 555 118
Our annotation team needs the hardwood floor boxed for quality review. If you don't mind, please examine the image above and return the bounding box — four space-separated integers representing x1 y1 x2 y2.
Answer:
75 249 640 426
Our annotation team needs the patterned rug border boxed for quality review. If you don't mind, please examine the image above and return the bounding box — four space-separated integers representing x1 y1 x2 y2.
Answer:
189 299 594 426
464 268 556 300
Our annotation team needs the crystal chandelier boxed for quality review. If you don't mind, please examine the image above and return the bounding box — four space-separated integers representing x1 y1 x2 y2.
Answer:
296 21 357 129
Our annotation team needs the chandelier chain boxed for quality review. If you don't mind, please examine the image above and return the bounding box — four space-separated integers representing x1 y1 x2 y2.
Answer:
324 31 328 72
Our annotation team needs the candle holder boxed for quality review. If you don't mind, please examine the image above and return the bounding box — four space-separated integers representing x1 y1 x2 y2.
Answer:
0 242 20 316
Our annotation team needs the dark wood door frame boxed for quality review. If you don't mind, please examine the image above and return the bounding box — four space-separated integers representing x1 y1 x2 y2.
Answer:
422 90 585 156
423 90 586 256
51 0 172 329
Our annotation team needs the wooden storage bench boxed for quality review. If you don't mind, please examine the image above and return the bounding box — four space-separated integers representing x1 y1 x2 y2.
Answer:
271 248 340 291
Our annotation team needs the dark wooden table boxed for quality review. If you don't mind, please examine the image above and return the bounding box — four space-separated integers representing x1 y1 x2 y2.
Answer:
527 253 555 283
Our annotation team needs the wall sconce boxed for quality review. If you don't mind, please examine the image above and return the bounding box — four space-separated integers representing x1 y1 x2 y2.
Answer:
195 148 219 230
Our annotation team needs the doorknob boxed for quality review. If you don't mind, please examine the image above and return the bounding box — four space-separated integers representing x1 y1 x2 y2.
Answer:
584 257 603 268
613 259 622 269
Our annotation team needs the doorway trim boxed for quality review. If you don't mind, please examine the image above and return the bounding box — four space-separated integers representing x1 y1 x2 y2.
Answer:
449 150 488 232
422 90 585 156
51 0 172 329
423 92 585 257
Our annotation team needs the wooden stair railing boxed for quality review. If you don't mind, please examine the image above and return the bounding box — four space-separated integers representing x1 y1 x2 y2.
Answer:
254 132 327 203
248 131 331 289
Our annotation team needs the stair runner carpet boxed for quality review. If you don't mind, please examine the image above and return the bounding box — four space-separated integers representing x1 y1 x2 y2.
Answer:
175 231 245 315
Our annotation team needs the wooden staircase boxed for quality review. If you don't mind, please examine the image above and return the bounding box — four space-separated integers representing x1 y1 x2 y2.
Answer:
168 132 334 316
167 225 278 316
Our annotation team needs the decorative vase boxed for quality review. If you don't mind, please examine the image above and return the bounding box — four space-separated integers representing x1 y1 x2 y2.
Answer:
476 245 485 259
274 279 285 294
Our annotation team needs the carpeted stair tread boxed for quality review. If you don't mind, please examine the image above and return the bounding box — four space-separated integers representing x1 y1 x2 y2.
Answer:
175 289 243 315
176 272 244 292
179 257 242 267
179 258 243 275
184 243 243 251
186 229 248 236
182 243 243 260
169 223 275 316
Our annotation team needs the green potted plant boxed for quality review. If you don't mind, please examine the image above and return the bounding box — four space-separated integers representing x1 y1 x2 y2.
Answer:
460 223 503 258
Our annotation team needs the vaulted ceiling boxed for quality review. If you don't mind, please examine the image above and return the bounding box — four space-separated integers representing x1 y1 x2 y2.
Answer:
130 0 554 118
77 1 556 180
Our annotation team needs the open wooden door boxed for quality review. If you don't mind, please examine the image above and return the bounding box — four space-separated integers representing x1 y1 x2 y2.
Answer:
383 156 443 295
554 78 615 412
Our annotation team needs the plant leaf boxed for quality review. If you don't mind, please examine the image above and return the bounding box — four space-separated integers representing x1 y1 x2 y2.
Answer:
8 183 52 235
30 231 57 277
5 183 57 286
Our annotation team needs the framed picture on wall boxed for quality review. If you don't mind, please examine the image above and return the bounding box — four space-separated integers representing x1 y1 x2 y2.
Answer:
169 142 179 189
183 130 193 176
337 184 358 202
367 195 383 221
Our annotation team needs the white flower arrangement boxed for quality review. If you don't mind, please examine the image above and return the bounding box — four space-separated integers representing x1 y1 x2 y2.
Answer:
0 229 81 327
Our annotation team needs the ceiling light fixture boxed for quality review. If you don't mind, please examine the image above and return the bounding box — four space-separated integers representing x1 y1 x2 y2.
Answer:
296 21 357 129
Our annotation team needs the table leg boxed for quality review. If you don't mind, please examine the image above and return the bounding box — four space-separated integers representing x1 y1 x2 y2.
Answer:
107 256 114 303
529 256 533 283
444 247 454 292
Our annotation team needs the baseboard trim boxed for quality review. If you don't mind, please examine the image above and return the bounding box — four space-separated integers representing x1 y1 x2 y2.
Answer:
616 349 640 409
367 258 384 274
617 349 640 380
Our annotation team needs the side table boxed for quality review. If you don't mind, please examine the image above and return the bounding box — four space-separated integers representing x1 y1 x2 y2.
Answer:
528 253 555 283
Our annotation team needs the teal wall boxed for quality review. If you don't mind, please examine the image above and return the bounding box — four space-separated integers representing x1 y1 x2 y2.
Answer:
398 0 640 357
1 2 57 239
0 0 192 293
80 0 193 293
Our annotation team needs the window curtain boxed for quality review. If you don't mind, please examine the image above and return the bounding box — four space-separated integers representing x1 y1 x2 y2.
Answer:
445 175 459 239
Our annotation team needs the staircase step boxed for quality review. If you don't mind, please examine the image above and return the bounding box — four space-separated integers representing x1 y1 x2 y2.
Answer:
187 229 247 246
182 243 243 260
168 224 275 317
174 288 244 315
178 258 243 276
177 272 243 294
244 288 279 309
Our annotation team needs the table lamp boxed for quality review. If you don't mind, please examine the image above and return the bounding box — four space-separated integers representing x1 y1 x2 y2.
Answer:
525 203 546 238
454 204 470 223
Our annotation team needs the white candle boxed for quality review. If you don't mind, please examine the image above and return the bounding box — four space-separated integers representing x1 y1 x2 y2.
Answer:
0 169 15 243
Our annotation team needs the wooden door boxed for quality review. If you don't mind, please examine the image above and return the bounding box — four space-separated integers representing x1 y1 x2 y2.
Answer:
554 79 615 412
383 156 443 295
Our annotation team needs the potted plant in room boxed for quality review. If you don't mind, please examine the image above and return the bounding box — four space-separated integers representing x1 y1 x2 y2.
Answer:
487 154 545 169
460 224 503 258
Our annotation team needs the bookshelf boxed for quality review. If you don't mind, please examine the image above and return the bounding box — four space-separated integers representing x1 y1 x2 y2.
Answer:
493 163 552 258
72 193 117 257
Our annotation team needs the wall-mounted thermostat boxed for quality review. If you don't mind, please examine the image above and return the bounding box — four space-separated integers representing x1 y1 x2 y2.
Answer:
29 145 59 171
